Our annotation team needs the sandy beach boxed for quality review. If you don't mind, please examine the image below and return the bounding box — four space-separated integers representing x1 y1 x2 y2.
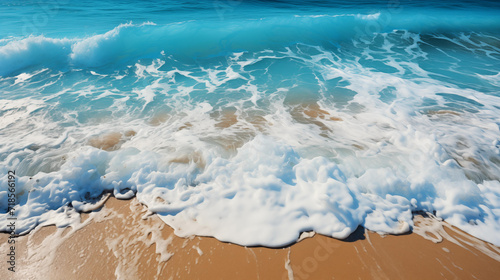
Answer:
2 196 500 280
2 1 500 280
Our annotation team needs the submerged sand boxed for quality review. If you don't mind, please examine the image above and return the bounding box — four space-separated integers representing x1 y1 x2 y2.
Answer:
2 197 500 280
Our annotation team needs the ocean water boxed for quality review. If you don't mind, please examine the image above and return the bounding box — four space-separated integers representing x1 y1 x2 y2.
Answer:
1 0 500 247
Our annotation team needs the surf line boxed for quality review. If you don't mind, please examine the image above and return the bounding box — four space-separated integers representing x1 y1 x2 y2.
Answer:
6 170 17 273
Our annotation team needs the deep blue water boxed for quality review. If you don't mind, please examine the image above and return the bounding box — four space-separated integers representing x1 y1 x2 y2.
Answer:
1 0 500 38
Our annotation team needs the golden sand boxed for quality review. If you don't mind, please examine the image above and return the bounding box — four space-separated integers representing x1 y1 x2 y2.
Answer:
149 112 171 126
2 197 500 280
290 103 342 134
88 130 136 151
213 109 239 129
169 151 206 169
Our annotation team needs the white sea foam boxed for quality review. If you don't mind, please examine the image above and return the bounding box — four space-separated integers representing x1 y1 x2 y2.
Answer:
1 25 500 247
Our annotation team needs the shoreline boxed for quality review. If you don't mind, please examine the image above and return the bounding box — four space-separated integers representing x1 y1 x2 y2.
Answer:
2 196 500 279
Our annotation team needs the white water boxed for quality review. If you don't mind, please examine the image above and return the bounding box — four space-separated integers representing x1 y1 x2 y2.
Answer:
1 23 500 247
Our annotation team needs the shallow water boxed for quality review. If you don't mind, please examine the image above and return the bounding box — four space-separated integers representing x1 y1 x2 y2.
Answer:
1 0 500 246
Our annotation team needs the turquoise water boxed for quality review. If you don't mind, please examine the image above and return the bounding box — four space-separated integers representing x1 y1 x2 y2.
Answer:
1 0 500 246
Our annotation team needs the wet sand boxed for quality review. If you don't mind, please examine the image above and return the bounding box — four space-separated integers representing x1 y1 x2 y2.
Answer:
2 197 500 280
88 130 137 151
